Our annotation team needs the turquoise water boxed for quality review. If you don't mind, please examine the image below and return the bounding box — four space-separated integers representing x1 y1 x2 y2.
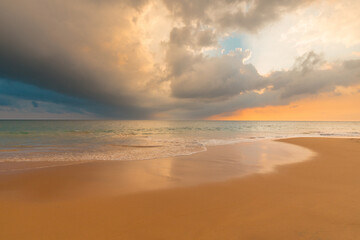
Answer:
0 120 359 162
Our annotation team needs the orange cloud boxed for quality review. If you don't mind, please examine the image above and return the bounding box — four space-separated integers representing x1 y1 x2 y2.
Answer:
209 86 360 121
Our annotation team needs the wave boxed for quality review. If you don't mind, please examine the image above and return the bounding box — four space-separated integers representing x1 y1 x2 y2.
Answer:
1 120 359 163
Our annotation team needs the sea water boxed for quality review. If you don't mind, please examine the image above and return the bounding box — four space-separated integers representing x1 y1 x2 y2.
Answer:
0 120 359 162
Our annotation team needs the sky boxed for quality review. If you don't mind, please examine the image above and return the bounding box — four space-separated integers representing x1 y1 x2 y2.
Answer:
0 0 359 120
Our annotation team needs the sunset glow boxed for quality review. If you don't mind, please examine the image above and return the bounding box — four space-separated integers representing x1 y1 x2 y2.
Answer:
209 86 360 121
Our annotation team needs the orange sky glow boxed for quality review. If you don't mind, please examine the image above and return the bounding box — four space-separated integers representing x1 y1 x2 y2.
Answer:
208 86 360 121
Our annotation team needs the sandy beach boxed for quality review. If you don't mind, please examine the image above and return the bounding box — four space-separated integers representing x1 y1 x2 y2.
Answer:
1 137 360 239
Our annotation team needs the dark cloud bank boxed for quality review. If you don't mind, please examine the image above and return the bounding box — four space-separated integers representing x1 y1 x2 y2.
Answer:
0 0 359 119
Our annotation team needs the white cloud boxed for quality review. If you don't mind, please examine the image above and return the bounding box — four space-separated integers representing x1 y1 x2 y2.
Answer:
247 0 360 75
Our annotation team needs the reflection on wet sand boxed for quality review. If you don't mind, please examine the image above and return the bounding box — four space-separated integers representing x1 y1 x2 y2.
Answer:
0 140 314 200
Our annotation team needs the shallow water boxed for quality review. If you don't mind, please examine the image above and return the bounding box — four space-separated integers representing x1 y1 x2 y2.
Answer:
0 140 315 196
0 120 358 162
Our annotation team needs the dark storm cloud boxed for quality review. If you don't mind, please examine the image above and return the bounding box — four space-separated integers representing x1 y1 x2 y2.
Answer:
0 78 105 116
0 0 153 118
0 78 88 108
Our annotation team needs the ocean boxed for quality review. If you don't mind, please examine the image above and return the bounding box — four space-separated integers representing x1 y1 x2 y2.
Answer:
0 120 359 162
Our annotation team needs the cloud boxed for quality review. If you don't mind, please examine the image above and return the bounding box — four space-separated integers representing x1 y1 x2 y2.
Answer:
270 52 360 100
163 51 360 119
169 26 218 49
0 0 359 119
162 0 315 32
247 0 360 75
0 0 155 118
0 78 100 118
169 48 265 99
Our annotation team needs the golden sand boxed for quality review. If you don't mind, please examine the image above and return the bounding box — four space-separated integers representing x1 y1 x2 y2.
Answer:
1 138 360 239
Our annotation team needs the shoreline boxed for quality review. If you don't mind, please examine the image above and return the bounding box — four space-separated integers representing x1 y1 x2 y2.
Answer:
0 134 350 166
0 135 356 173
0 140 313 197
0 137 315 173
1 137 360 239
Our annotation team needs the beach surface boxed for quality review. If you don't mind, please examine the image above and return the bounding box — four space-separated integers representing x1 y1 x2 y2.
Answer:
1 138 360 239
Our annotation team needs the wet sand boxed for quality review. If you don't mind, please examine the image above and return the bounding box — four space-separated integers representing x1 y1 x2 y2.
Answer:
1 138 360 239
